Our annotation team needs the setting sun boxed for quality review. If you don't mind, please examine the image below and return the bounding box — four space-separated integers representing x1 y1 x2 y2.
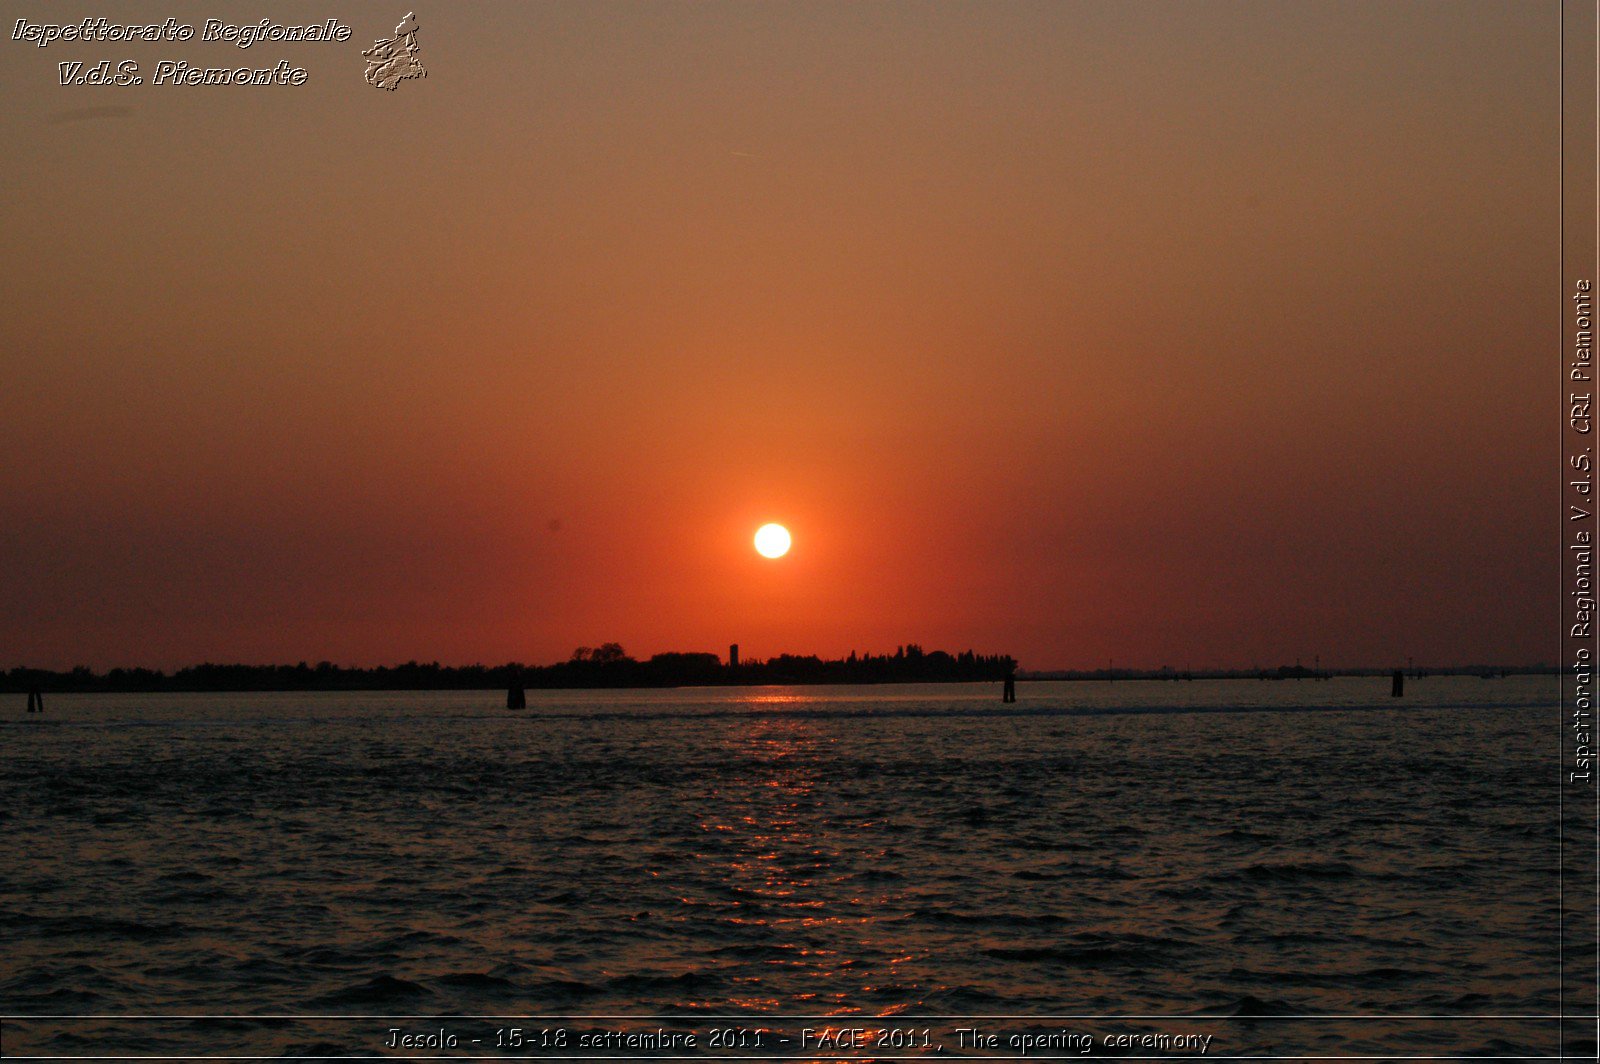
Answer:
754 523 792 559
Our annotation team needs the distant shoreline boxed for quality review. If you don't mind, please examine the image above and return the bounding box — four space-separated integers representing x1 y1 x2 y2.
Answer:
2 645 1019 694
1021 665 1557 681
1 659 1559 695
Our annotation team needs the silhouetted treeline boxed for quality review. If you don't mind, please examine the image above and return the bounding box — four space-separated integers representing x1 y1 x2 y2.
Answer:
1 643 1018 694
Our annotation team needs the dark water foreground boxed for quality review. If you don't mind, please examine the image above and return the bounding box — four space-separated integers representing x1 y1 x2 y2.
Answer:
0 678 1574 1058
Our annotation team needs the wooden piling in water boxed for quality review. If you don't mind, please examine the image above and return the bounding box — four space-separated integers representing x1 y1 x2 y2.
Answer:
1002 673 1016 703
1391 670 1404 698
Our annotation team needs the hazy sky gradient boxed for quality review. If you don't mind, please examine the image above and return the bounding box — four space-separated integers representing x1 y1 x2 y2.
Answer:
1 1 1557 670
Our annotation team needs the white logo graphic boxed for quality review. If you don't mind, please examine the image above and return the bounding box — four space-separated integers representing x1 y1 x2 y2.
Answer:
363 12 425 90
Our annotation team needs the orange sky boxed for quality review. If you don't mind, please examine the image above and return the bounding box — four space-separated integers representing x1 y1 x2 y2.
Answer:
1 1 1557 670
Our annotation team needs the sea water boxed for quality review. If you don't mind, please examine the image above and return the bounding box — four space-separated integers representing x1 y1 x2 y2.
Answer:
0 677 1567 1056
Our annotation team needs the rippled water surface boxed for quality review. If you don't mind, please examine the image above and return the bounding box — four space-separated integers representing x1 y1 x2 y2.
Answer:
0 677 1565 1056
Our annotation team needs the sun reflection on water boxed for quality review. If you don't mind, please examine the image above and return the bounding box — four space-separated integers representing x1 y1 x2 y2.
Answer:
692 712 929 1016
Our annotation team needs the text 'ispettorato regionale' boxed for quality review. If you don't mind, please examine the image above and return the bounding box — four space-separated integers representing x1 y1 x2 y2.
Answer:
14 17 354 87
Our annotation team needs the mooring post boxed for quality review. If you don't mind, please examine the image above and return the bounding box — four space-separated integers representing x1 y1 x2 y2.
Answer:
506 668 526 710
1391 669 1404 698
26 689 43 713
1002 672 1016 703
